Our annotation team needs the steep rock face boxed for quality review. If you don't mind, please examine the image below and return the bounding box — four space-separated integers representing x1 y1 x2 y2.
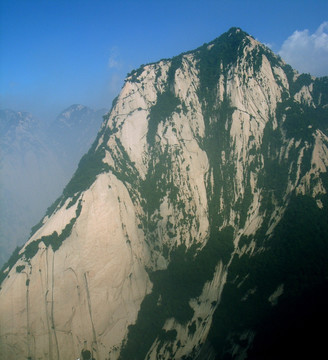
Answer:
1 28 328 359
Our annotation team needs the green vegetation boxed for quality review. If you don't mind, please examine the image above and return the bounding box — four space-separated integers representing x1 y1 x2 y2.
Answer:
313 76 328 107
63 146 109 198
258 122 289 202
110 95 119 109
24 199 82 260
253 44 282 74
207 193 328 358
283 68 328 129
119 226 234 360
108 137 139 187
29 217 45 238
200 94 236 228
147 90 180 146
196 28 248 102
81 349 95 360
127 66 146 82
291 73 313 95
0 246 22 286
167 56 182 85
24 240 40 260
140 148 176 215
276 99 328 142
236 181 253 227
283 66 313 97
16 265 25 273
188 321 197 336
29 197 63 238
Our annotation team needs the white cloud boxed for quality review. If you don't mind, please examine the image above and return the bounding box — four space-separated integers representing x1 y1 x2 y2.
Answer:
279 22 328 77
108 73 123 95
108 46 121 69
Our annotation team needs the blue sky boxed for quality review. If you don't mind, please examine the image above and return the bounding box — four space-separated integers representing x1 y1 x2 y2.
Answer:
1 0 327 121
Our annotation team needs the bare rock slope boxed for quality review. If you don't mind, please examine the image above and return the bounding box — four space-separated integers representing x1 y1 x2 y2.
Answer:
1 28 328 360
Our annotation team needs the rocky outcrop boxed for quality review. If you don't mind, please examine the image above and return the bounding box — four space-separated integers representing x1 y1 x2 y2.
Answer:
1 28 327 359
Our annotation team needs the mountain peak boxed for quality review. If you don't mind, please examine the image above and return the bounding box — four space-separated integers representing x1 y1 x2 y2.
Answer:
64 104 88 112
0 109 37 140
1 28 328 360
56 104 90 121
205 26 250 47
226 26 247 36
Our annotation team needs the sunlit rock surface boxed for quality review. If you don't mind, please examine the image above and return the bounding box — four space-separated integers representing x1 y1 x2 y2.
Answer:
1 27 328 360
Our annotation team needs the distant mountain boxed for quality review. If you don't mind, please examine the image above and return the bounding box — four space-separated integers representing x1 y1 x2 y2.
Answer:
0 109 38 152
0 109 61 265
0 106 107 266
49 104 107 171
1 28 328 359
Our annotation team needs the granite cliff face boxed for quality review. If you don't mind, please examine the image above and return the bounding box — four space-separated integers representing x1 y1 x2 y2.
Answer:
1 28 328 359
